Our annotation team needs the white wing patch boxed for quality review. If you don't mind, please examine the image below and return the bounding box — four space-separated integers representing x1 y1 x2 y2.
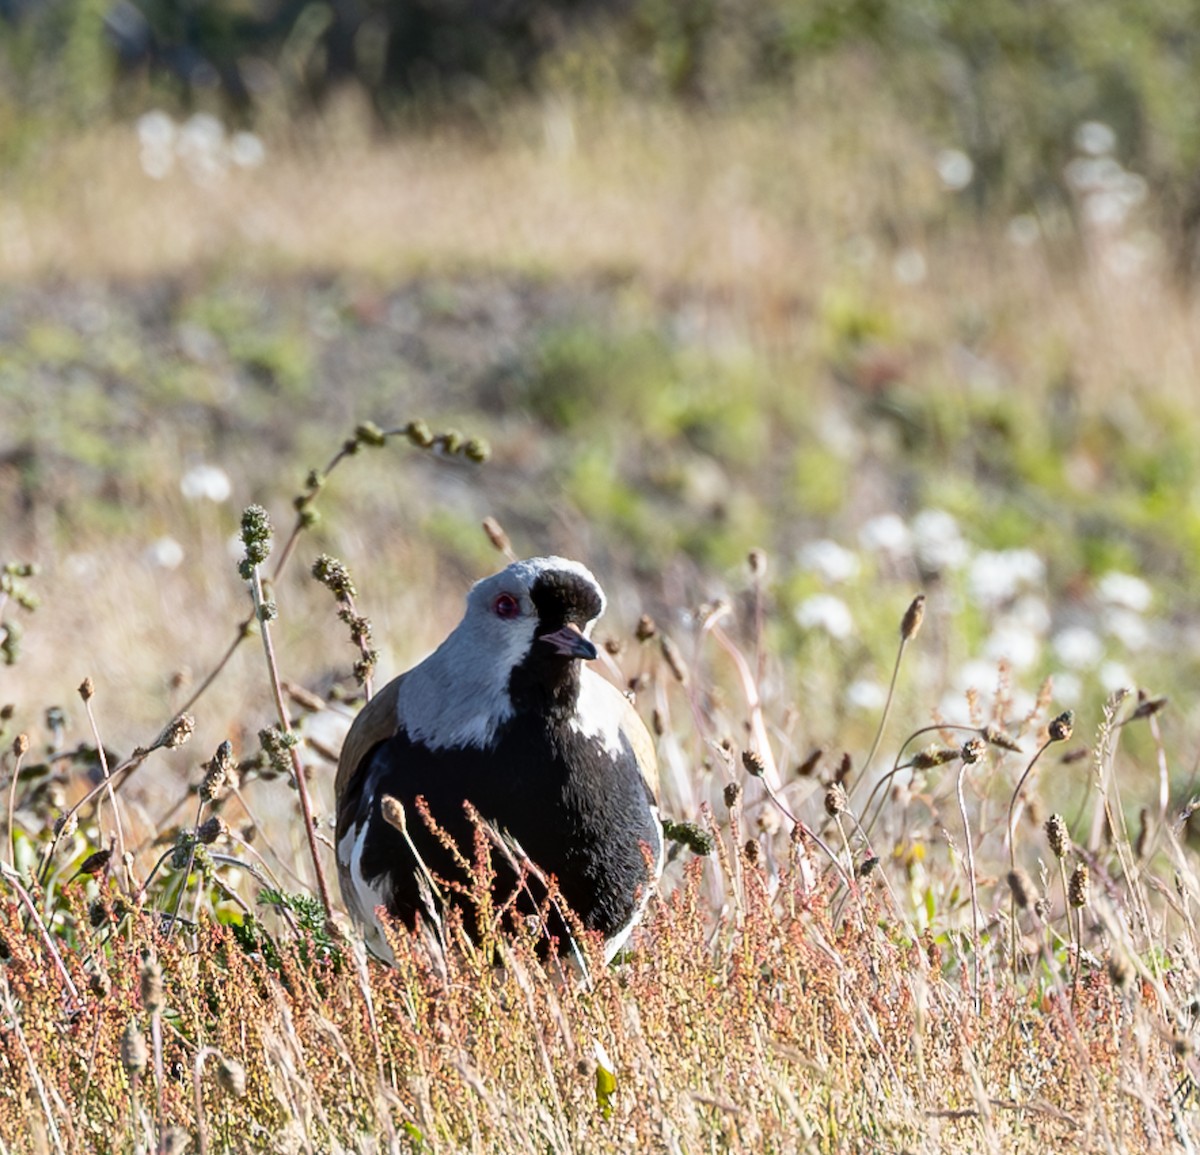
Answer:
338 801 396 965
570 670 632 758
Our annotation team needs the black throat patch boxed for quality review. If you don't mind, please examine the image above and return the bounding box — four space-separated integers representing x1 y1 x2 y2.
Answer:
506 570 602 718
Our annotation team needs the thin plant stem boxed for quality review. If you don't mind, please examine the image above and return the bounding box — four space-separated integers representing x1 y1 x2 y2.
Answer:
5 741 26 870
955 762 981 1015
81 692 128 885
248 566 334 925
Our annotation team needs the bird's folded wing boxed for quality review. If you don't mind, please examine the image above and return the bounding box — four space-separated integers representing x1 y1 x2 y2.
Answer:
615 687 660 806
335 674 405 811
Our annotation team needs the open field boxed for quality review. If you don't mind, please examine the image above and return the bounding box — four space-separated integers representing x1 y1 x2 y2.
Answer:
4 73 1200 1151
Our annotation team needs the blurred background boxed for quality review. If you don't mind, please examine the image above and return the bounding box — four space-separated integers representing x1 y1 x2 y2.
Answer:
4 0 1200 851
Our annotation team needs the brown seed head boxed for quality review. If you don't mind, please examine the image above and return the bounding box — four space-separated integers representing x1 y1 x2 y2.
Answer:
660 636 688 685
53 811 78 840
1048 710 1075 743
162 714 196 750
1129 695 1168 722
723 782 742 809
901 594 926 641
910 745 960 770
120 1020 148 1076
748 548 767 579
217 1056 248 1098
1069 861 1090 908
981 725 1023 753
743 839 760 865
795 748 822 777
197 816 225 845
857 855 879 878
1006 868 1038 910
78 677 95 701
1045 813 1070 859
140 959 165 1015
741 749 766 778
960 737 986 765
482 516 511 556
12 733 28 757
824 784 847 817
635 614 657 642
380 794 407 835
201 740 237 803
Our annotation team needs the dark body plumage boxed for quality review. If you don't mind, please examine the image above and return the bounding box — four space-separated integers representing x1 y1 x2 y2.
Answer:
335 557 663 962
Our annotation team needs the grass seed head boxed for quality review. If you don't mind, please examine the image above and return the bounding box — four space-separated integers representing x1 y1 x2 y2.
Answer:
635 614 658 642
201 739 237 803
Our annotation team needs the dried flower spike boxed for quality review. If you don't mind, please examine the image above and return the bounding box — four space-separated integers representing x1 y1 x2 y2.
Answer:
1006 868 1038 910
723 782 742 809
1048 710 1075 743
139 959 165 1015
237 504 273 578
120 1020 148 1076
201 740 237 803
380 793 407 835
1045 813 1070 859
901 594 926 641
1069 861 1090 908
217 1056 248 1098
660 636 689 685
482 516 512 555
78 676 94 701
824 784 848 817
162 714 196 750
960 737 986 765
741 750 766 779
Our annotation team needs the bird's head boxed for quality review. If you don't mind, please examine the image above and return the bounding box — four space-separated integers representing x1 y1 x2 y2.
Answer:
396 556 609 748
462 556 604 713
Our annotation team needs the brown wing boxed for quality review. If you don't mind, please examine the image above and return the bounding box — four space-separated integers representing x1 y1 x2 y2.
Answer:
335 674 404 835
616 687 659 806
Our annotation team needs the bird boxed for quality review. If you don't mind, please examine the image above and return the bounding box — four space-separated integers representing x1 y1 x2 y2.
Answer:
335 555 663 965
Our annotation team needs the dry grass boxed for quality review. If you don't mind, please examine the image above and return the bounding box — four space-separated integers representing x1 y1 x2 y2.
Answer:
5 87 1200 1151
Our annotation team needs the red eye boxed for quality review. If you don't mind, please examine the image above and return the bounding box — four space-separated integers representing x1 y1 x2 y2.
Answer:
493 593 521 619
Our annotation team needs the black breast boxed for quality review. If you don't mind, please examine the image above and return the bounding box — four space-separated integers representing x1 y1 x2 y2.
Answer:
353 714 659 950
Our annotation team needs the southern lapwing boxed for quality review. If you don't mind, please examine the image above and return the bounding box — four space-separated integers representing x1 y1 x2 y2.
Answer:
335 556 663 963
